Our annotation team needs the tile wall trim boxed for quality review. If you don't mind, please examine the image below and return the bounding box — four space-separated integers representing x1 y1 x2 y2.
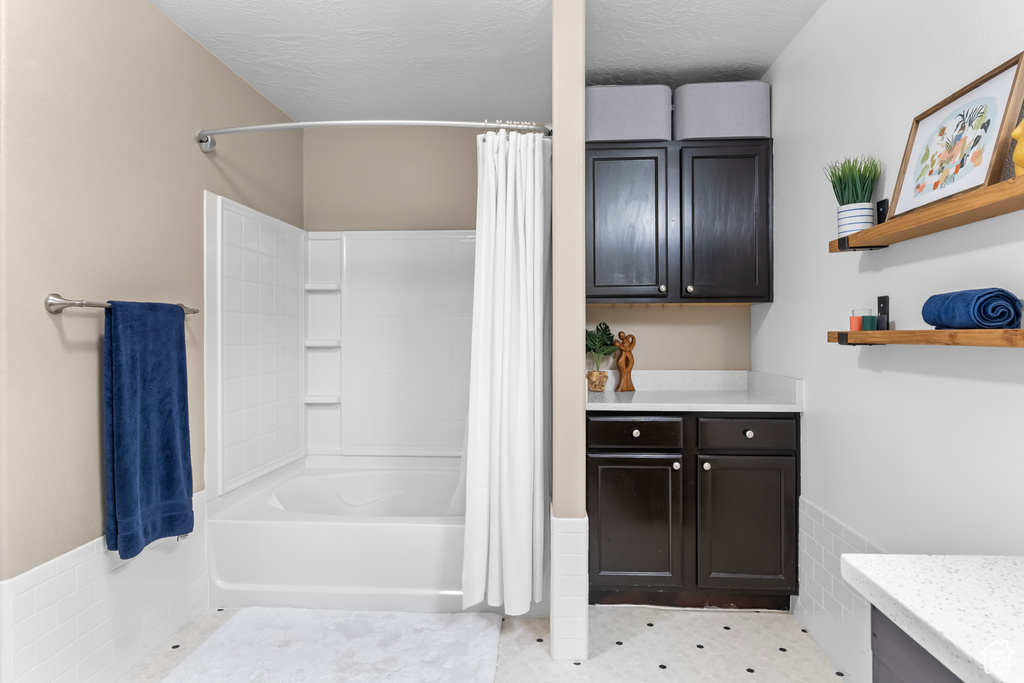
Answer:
795 496 883 683
549 510 588 662
0 492 208 682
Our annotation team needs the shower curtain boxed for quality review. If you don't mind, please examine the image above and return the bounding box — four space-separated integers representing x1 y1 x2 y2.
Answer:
458 130 552 615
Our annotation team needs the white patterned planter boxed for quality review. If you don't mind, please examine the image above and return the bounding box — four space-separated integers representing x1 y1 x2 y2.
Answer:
837 202 875 238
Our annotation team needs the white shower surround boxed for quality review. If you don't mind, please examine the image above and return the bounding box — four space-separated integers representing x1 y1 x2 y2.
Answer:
338 230 474 457
204 193 305 497
205 195 478 612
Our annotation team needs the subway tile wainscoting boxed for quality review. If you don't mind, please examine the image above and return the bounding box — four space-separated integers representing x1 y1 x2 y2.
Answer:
0 493 208 682
795 497 882 683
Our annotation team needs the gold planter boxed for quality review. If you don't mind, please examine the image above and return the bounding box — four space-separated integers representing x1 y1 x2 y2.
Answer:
587 370 608 392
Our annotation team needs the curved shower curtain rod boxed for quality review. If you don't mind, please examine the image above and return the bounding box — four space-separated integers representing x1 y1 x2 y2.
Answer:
196 119 552 152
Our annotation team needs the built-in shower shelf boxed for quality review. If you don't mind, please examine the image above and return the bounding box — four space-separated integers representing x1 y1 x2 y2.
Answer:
304 396 341 405
304 283 341 292
305 339 341 348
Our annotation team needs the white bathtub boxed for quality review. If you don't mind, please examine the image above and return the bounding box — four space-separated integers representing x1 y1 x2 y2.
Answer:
207 456 466 612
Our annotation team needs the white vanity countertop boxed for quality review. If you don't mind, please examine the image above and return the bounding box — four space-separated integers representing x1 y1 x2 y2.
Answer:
586 371 802 412
841 554 1024 683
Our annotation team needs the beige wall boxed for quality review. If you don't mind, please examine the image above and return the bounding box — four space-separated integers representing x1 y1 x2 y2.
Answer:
303 127 478 231
586 305 751 370
0 0 303 579
550 0 587 519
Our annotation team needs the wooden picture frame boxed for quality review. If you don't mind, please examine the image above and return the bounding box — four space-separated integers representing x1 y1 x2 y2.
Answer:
890 52 1024 217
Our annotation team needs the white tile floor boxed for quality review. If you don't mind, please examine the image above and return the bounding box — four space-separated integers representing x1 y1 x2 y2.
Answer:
121 606 844 682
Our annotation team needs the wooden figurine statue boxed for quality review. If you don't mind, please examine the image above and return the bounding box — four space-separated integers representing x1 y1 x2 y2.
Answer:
1013 119 1024 177
613 331 636 392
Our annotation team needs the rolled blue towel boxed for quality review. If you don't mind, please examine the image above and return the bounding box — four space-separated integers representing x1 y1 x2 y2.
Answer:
921 288 1022 329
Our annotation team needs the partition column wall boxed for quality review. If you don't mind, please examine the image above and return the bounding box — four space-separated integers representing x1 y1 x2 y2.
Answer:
549 0 588 662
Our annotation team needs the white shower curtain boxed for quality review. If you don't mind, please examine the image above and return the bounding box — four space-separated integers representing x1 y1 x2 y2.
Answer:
458 130 552 615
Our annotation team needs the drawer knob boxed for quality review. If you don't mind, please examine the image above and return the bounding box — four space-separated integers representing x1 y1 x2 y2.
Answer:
745 430 755 439
686 285 695 293
672 462 680 470
659 284 667 292
632 429 641 438
703 462 711 471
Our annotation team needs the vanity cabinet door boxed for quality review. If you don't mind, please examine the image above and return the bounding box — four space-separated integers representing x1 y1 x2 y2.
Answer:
585 146 672 299
587 453 684 587
680 140 772 302
696 454 796 592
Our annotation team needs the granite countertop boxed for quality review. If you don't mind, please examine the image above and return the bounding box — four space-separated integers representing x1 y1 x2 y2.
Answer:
841 554 1024 683
586 370 803 413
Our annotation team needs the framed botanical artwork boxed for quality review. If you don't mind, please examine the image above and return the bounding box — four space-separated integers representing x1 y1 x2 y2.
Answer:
891 52 1024 217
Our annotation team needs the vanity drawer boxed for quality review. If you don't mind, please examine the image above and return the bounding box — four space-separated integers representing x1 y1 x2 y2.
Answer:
587 416 684 449
698 418 796 451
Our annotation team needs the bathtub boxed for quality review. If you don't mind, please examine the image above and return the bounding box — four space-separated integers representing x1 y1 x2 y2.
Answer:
207 456 466 612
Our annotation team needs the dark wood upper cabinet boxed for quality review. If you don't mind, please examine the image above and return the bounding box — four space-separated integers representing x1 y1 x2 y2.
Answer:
681 140 771 301
696 454 796 592
586 139 772 303
585 146 671 299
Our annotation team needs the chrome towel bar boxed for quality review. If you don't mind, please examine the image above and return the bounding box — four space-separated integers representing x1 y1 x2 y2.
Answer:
45 293 199 315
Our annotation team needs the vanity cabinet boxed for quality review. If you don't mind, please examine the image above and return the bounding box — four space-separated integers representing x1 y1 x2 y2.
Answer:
585 139 772 303
696 454 796 592
587 412 798 607
586 415 688 588
587 453 685 588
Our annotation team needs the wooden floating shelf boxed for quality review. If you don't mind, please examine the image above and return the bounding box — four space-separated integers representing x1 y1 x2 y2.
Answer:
828 177 1024 253
827 329 1024 348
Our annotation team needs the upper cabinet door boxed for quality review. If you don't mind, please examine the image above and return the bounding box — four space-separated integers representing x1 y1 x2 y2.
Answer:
586 146 672 299
681 140 772 302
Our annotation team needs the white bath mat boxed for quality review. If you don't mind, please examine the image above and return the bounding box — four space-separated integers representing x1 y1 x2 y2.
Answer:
163 607 501 683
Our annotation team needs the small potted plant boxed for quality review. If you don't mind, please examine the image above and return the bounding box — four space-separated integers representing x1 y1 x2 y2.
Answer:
585 322 617 392
824 156 883 238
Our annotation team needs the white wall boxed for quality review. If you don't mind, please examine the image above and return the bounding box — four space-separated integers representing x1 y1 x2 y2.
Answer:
762 0 1024 555
760 0 1024 676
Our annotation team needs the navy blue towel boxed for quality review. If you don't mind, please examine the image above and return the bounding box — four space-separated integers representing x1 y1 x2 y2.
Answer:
104 301 193 559
921 288 1023 330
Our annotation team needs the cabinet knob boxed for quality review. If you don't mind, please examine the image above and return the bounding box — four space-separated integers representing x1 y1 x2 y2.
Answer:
703 462 711 471
686 285 695 293
632 429 641 438
745 430 755 439
659 284 667 292
672 462 680 470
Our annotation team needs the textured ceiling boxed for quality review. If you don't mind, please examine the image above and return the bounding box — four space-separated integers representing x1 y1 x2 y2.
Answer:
148 0 825 124
586 0 826 86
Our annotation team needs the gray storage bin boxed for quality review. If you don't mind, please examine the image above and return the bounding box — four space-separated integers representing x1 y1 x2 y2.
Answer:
586 85 672 142
673 82 771 139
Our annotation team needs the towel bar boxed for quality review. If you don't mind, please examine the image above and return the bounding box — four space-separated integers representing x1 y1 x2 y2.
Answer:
45 293 199 315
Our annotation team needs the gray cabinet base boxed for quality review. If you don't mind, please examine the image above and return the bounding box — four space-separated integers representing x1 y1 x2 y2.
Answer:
872 607 962 683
